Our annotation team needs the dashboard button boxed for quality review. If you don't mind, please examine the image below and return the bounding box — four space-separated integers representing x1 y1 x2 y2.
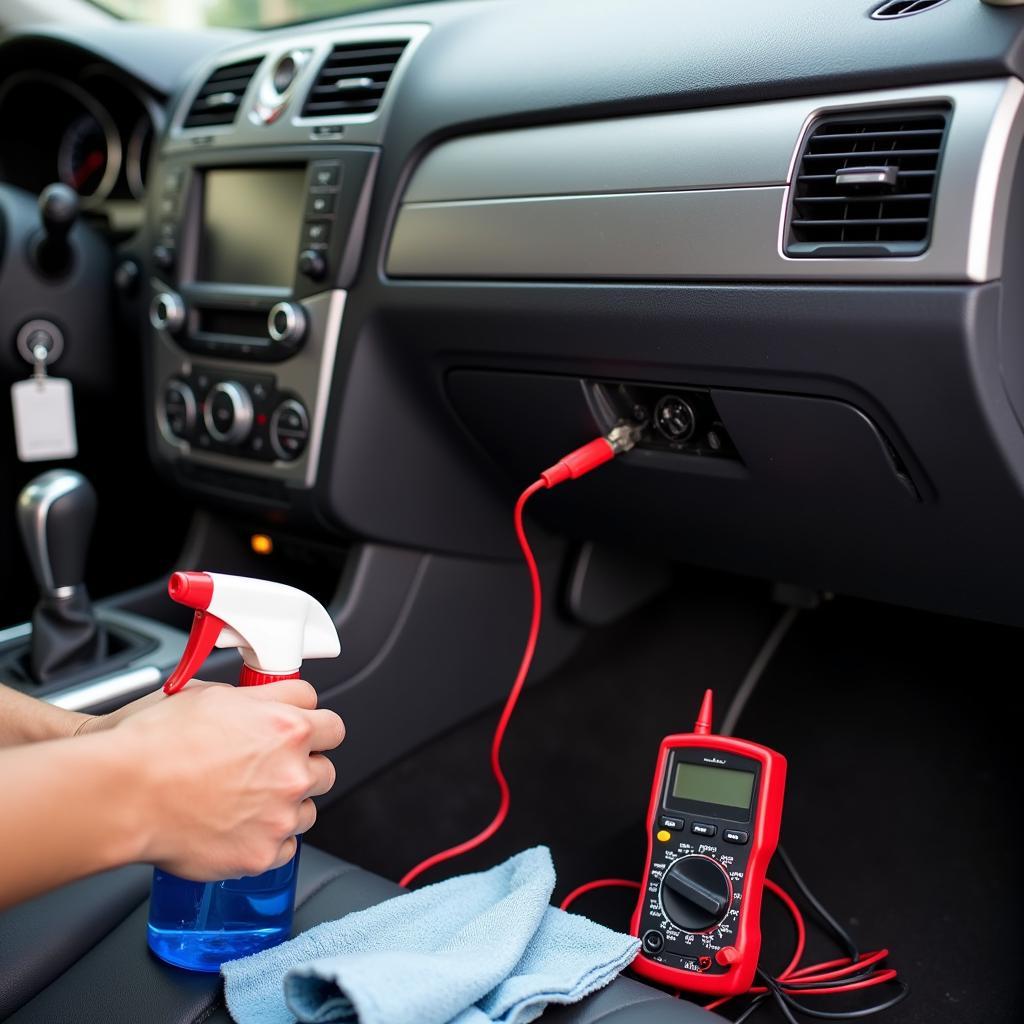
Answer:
306 192 336 217
152 244 175 271
303 220 331 245
310 162 340 189
164 168 183 193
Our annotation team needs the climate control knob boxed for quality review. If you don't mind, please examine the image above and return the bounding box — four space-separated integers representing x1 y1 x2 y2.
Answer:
203 381 253 445
267 301 307 350
269 398 310 460
149 290 185 334
659 855 732 933
162 380 196 440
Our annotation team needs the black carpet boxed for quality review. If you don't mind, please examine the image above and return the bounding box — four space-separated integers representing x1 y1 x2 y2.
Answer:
310 576 1023 1023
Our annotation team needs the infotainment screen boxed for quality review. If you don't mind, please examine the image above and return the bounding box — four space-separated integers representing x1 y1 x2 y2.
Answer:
199 167 307 286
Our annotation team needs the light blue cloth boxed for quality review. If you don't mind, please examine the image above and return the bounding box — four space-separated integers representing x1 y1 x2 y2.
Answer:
222 846 640 1024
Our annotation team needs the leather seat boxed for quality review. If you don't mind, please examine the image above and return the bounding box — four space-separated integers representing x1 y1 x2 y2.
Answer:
1 846 720 1023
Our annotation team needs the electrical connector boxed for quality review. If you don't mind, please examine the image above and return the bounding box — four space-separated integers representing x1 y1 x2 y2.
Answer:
539 422 639 488
605 421 643 455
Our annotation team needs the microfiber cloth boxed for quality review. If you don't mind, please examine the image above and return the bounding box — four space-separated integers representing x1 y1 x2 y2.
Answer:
221 846 640 1024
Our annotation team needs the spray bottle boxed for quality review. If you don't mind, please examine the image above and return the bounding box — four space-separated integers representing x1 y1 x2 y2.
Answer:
146 571 341 972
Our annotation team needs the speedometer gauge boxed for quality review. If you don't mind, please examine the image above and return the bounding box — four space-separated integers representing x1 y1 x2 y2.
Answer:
57 111 120 205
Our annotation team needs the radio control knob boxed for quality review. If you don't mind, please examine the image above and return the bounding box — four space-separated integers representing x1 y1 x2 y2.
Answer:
267 301 307 349
149 290 185 334
659 855 732 933
297 248 326 281
203 381 253 445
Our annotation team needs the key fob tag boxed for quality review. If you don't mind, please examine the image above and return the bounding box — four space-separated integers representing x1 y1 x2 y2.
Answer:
11 377 78 462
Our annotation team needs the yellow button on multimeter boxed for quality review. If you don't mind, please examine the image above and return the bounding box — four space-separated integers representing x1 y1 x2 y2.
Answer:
656 829 672 842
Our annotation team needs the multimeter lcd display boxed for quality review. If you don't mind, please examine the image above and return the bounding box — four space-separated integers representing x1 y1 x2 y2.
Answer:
672 763 755 810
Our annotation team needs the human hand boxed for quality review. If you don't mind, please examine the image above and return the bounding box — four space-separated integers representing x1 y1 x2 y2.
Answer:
73 686 177 736
116 679 344 880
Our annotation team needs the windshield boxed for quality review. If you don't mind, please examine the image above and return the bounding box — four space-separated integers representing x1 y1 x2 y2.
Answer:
92 0 417 30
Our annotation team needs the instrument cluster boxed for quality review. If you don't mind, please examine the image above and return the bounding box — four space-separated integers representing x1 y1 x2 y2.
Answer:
0 64 161 220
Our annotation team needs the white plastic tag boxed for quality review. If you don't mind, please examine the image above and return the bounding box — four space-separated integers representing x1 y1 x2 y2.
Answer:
11 377 78 462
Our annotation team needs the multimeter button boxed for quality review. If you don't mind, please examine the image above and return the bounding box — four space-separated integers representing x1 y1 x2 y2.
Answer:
642 930 665 954
660 816 684 830
691 822 717 837
723 829 748 844
656 829 672 842
716 945 740 966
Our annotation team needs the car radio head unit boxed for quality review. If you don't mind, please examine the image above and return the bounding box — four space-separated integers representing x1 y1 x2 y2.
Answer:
146 146 376 487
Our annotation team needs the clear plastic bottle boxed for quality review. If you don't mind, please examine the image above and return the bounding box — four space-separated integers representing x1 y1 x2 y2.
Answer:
147 841 300 972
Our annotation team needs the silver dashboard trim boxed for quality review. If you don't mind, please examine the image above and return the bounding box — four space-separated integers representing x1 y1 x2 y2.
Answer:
1 608 188 712
388 78 1024 283
151 288 345 488
45 665 163 711
164 23 429 154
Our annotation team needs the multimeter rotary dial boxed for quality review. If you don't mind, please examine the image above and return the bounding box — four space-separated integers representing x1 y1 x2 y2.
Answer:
659 854 733 932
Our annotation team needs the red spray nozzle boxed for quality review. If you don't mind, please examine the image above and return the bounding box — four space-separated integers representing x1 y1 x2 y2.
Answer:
694 688 714 735
168 571 214 610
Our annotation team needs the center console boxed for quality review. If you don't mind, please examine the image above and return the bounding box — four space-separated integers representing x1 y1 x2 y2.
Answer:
144 24 426 500
147 146 374 492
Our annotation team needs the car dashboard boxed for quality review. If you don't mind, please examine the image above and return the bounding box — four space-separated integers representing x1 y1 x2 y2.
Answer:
4 0 1024 626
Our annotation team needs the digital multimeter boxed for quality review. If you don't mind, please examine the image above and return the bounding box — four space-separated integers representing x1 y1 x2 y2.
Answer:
629 689 786 996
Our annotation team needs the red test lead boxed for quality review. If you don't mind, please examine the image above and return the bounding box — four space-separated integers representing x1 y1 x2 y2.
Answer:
399 424 640 888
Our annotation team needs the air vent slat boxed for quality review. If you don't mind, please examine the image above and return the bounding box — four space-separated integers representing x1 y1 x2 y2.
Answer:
801 148 941 161
182 57 262 129
785 107 949 258
795 193 934 204
300 39 408 119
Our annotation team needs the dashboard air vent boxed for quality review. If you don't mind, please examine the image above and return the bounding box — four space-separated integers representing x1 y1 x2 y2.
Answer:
871 0 950 18
301 40 409 118
786 107 949 258
183 57 263 129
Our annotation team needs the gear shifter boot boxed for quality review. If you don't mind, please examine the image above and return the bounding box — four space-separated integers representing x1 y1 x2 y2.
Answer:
30 588 108 681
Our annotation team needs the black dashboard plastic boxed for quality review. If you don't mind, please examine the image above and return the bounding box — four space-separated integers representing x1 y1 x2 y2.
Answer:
8 0 1024 624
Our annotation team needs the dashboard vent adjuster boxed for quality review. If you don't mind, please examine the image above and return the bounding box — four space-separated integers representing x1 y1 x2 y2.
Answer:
183 57 263 129
301 40 409 118
786 107 950 258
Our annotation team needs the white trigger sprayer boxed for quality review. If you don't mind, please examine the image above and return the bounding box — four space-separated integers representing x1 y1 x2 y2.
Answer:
162 570 340 692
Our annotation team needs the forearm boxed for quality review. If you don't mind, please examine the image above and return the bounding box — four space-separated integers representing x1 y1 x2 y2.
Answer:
0 732 149 909
0 683 90 746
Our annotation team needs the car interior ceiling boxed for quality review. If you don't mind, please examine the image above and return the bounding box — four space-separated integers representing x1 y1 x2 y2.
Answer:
0 0 1023 1021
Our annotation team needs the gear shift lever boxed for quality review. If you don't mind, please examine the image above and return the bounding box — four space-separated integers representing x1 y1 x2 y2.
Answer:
16 470 107 681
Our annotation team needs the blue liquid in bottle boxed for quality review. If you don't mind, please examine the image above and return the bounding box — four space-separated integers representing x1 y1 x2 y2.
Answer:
147 841 300 972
